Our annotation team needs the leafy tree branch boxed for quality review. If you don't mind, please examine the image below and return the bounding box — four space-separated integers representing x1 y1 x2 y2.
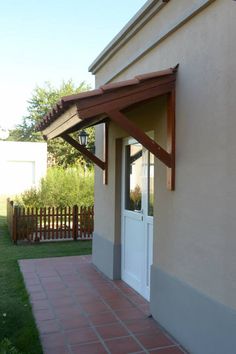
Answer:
8 80 95 167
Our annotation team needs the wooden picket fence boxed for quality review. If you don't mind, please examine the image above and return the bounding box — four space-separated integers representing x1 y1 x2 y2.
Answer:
7 199 94 244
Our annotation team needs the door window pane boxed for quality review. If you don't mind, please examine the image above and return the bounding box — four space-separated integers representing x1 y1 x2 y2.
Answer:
148 153 154 216
125 143 142 211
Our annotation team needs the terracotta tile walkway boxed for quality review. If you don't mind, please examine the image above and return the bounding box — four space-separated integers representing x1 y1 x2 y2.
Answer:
19 256 187 354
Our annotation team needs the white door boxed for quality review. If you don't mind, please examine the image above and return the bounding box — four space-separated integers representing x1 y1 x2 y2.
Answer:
121 137 154 300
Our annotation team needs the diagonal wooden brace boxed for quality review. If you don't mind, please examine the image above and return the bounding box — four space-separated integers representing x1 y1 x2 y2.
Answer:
107 106 175 191
61 133 105 170
107 110 172 168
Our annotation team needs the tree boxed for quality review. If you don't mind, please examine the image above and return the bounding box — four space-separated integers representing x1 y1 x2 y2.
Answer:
8 80 95 167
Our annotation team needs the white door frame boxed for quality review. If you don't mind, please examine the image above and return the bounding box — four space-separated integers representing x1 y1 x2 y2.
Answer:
121 135 154 300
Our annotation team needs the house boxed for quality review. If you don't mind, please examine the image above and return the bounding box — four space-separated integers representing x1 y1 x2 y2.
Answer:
38 1 236 353
0 141 47 195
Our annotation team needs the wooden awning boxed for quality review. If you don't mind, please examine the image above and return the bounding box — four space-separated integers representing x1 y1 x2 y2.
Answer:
38 65 178 189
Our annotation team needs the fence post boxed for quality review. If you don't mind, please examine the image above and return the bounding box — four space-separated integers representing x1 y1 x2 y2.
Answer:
7 199 10 231
72 205 78 241
13 206 18 244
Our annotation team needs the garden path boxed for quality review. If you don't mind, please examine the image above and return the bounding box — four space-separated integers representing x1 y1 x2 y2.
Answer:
19 255 188 354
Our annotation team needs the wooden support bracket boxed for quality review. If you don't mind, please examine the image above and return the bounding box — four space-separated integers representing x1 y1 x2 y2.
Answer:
61 132 108 185
107 103 175 190
166 89 175 191
103 122 109 185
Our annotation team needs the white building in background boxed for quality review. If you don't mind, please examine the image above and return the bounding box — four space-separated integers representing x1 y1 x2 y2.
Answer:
0 141 47 196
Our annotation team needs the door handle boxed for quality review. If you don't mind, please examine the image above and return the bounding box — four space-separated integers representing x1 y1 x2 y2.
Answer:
135 209 143 214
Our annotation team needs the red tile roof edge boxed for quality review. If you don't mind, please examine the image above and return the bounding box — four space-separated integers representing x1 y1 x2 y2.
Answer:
37 65 178 132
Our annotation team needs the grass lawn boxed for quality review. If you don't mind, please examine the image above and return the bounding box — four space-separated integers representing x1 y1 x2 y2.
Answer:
0 197 92 354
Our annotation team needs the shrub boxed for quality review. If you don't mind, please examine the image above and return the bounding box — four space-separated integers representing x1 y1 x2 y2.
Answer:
14 187 39 208
15 166 94 208
130 184 142 210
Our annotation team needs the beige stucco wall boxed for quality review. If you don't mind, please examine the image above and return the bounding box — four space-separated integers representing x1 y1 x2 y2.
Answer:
94 0 216 85
93 0 236 309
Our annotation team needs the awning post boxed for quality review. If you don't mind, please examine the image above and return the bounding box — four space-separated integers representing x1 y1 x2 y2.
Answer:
167 89 175 191
103 122 109 185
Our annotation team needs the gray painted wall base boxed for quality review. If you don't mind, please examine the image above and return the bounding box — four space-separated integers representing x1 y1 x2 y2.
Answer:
150 265 236 354
92 233 121 280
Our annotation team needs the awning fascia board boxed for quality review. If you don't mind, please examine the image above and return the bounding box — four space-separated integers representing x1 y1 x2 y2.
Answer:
42 104 81 140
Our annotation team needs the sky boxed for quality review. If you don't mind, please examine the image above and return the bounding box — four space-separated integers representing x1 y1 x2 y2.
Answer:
0 0 147 130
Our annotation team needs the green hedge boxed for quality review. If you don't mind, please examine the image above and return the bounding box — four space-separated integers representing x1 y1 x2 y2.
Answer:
14 166 94 208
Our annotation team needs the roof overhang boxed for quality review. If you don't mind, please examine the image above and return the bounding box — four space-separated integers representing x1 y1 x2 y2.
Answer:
38 66 178 189
42 105 80 140
38 66 177 138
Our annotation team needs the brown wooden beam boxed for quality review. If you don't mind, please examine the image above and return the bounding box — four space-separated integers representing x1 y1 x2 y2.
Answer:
167 89 175 190
61 133 105 170
107 110 172 168
103 122 109 185
63 115 108 135
78 79 175 120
